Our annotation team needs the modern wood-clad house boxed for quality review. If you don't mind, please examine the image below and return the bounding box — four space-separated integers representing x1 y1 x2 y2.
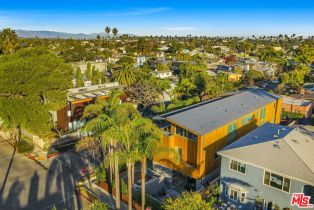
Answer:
53 82 122 132
154 89 282 181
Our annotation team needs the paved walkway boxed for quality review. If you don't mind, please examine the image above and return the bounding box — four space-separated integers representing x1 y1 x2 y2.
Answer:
82 178 130 210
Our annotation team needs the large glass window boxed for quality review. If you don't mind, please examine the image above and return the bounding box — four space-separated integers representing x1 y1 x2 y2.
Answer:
264 171 290 192
241 114 254 126
304 185 314 204
163 124 172 136
228 123 237 143
175 126 197 141
260 108 266 125
230 160 246 174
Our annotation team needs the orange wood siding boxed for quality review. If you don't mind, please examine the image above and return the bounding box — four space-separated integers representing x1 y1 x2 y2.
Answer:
155 98 282 180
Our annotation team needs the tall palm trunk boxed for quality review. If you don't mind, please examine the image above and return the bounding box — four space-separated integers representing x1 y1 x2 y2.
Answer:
127 160 133 210
109 140 114 182
131 162 135 185
141 158 147 210
114 154 121 210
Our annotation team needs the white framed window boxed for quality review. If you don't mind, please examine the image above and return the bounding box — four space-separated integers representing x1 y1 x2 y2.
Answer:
228 187 246 203
240 192 246 203
229 188 238 201
263 171 290 193
230 159 246 174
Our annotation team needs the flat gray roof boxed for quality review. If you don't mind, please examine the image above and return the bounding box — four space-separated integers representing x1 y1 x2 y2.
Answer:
156 89 280 135
218 123 314 185
283 95 312 106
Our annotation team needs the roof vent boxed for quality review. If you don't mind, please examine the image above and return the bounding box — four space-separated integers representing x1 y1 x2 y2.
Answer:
282 128 287 131
273 144 280 149
292 139 299 144
254 136 258 139
273 135 279 138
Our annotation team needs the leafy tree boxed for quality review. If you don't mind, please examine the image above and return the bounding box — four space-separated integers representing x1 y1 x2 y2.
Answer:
60 40 96 62
92 66 101 85
245 70 263 86
0 28 18 54
76 67 84 87
0 47 73 140
156 63 169 71
163 191 211 210
116 56 135 65
127 80 160 110
224 54 237 64
86 62 92 81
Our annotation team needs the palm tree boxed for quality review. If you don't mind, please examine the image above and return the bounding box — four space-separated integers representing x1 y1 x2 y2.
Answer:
133 118 179 210
105 26 111 39
0 28 17 54
112 28 118 38
113 62 138 86
78 90 123 209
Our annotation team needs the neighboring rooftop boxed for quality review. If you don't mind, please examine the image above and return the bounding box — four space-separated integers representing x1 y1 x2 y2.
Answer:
67 82 120 102
290 92 314 100
218 123 314 185
155 89 280 135
282 95 312 106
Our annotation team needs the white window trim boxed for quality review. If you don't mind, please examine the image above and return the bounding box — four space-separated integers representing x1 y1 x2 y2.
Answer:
221 154 310 187
228 187 246 203
229 159 247 175
262 170 291 194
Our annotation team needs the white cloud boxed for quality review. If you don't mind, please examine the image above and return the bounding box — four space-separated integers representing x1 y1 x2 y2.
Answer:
163 27 197 31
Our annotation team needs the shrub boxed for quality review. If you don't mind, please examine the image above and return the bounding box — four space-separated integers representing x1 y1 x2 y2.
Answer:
151 105 161 114
282 111 303 119
121 180 128 195
94 167 106 182
15 140 34 153
89 200 109 210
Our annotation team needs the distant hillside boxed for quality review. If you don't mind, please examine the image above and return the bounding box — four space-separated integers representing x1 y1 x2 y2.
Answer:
14 30 111 39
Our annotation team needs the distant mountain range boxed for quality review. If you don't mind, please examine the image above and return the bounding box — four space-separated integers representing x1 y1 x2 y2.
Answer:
14 30 115 39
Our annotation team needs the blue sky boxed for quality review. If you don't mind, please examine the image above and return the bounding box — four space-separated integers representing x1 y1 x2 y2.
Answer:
1 0 314 36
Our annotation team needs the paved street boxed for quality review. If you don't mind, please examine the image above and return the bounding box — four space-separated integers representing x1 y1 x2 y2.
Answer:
0 139 90 210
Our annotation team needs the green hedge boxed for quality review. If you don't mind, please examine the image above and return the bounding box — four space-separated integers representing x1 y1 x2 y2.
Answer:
282 111 303 119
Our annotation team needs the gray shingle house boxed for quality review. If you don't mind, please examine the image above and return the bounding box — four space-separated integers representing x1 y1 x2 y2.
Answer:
218 123 314 209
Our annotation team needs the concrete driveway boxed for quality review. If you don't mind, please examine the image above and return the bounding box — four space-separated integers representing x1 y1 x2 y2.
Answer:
0 139 90 210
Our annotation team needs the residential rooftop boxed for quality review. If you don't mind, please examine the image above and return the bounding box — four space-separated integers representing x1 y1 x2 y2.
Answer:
67 82 120 102
218 123 314 185
282 95 312 106
155 89 280 135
